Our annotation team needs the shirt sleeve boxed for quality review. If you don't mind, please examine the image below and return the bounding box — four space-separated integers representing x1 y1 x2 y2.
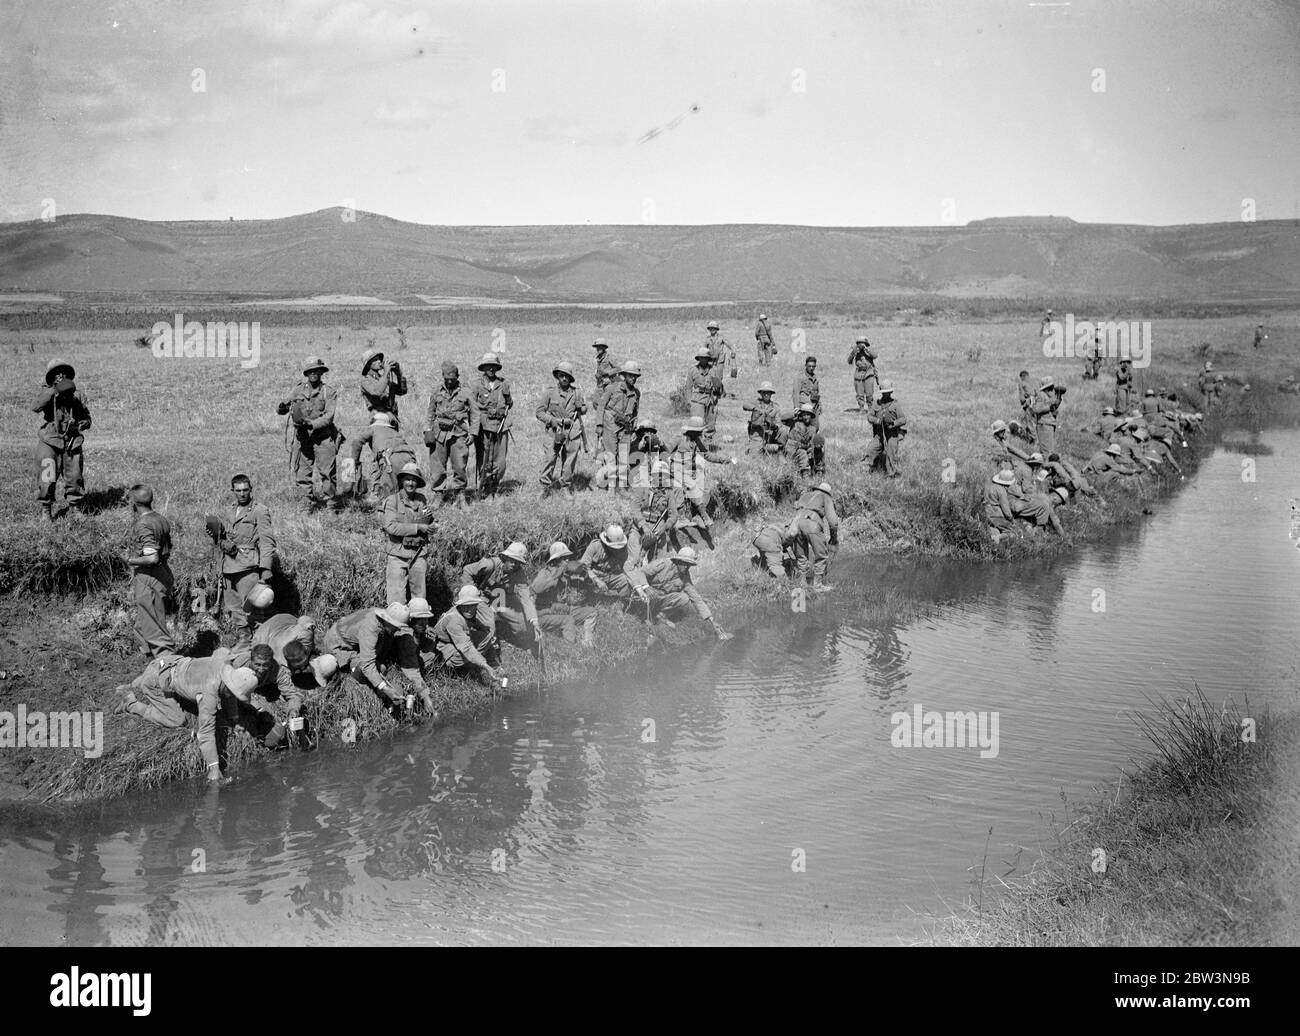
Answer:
684 580 712 622
255 506 277 570
394 634 426 689
448 615 490 670
356 617 383 689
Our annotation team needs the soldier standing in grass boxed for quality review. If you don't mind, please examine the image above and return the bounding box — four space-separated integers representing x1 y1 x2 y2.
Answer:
125 484 176 658
755 313 776 367
846 335 879 411
276 356 338 507
472 353 512 497
347 348 408 496
360 346 407 420
601 361 642 490
536 361 587 498
213 474 277 649
1254 324 1266 350
1017 370 1034 429
1029 376 1059 454
426 361 477 511
864 381 907 476
792 355 823 434
641 546 731 639
592 338 619 442
1114 359 1134 413
33 358 90 520
781 404 826 478
687 349 717 441
742 381 782 452
380 462 434 605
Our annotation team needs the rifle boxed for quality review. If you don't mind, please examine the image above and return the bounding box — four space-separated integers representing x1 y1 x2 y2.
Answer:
575 409 589 453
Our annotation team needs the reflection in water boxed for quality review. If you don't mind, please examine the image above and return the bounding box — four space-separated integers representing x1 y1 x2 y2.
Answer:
3 430 1299 946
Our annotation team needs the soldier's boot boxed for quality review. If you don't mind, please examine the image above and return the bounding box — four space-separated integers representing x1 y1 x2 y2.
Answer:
40 502 53 521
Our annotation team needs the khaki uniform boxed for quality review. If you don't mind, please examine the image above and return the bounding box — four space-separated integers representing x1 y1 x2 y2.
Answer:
1083 449 1139 486
33 382 90 508
847 343 878 409
344 420 416 498
281 380 338 500
742 397 781 450
752 521 795 577
428 606 493 672
580 539 647 606
792 372 822 433
983 479 1016 533
593 351 619 433
462 556 539 655
1114 368 1134 412
529 562 596 643
473 375 512 493
1030 389 1058 454
130 509 176 657
754 318 775 366
642 557 714 623
791 488 839 581
361 362 407 419
631 482 696 560
601 381 641 480
321 608 424 702
220 502 276 641
536 384 587 489
427 383 478 494
380 489 431 603
780 421 825 477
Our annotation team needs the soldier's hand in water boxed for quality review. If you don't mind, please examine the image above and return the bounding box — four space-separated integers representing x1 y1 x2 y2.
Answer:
712 622 733 641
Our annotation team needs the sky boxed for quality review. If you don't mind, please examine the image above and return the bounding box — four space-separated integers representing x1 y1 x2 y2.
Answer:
1 0 1298 226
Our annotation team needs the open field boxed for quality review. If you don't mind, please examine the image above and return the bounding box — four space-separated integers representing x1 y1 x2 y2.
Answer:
2 310 1297 803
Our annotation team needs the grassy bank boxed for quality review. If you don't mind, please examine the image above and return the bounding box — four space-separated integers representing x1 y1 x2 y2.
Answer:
930 695 1290 946
2 313 1297 804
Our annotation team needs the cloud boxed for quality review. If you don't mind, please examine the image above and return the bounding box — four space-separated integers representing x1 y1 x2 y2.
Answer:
526 116 627 148
1191 105 1239 124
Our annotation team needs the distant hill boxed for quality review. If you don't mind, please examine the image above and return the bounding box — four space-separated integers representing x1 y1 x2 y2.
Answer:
1 209 1297 302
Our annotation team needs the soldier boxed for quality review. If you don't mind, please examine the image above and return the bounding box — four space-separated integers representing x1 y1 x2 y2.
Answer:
115 657 261 784
991 419 1033 487
321 602 434 712
864 380 907 476
704 320 733 373
755 313 776 367
751 520 797 578
472 352 513 497
1030 376 1059 454
792 355 823 433
1079 406 1121 443
211 474 277 648
1017 370 1034 428
1139 388 1161 418
241 613 337 747
667 415 734 511
630 459 693 561
33 358 90 519
581 523 649 609
1114 359 1135 413
591 337 619 440
687 349 721 444
1044 453 1097 499
530 542 597 646
641 546 731 639
462 541 541 661
426 360 477 510
742 381 782 451
1040 309 1054 336
276 356 338 507
846 335 878 411
536 360 588 498
984 468 1018 543
601 361 642 489
360 346 408 420
1010 459 1064 535
1084 442 1142 487
380 461 434 605
790 482 839 591
1212 373 1226 406
428 587 502 686
626 417 669 484
781 404 826 478
342 411 416 504
125 484 175 658
349 347 409 494
1254 323 1266 349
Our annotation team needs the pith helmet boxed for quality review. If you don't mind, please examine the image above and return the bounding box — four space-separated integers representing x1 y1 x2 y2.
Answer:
1051 487 1069 505
45 358 76 385
758 313 767 320
377 602 412 633
360 348 384 373
553 361 575 379
441 361 459 378
599 523 628 548
310 654 339 685
454 586 485 608
1105 443 1122 456
682 415 706 433
694 348 712 361
758 381 775 393
1204 362 1213 371
1101 406 1115 416
854 335 869 344
1027 453 1045 466
1039 376 1055 390
303 356 329 374
650 460 672 477
990 419 1008 434
635 417 658 431
1144 389 1155 396
619 361 642 377
706 320 719 330
547 542 573 563
671 546 700 566
477 352 502 370
499 541 528 565
993 470 1016 486
877 380 895 396
797 403 816 416
1133 427 1151 440
397 462 426 487
247 583 274 609
815 482 833 495
370 412 396 428
223 666 259 702
592 338 608 348
407 597 435 619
